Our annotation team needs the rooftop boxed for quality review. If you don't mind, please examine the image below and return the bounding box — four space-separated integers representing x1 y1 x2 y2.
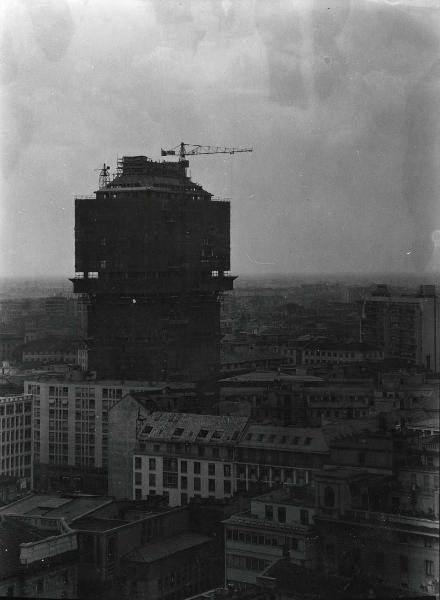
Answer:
255 485 315 507
124 532 211 563
219 371 323 385
138 412 249 444
0 516 52 579
238 424 328 453
0 494 113 522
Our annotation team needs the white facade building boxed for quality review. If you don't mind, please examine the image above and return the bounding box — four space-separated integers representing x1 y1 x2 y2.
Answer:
0 394 33 495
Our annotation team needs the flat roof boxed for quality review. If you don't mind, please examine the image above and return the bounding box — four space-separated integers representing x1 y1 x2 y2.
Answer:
0 494 113 522
124 532 211 563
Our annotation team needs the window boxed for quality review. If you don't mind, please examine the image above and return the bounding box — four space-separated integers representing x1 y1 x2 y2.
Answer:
300 510 309 525
265 505 273 520
224 464 231 477
134 456 142 470
194 462 201 474
180 460 187 473
173 428 184 437
197 429 209 438
358 451 366 465
149 473 156 487
163 472 178 488
194 477 201 491
149 458 156 470
181 476 187 489
224 480 231 495
277 506 286 523
425 560 433 576
134 472 142 485
324 486 335 507
208 463 215 476
208 479 215 493
399 555 408 573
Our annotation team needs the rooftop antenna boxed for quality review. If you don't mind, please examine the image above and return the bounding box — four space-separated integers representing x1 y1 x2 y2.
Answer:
95 163 111 189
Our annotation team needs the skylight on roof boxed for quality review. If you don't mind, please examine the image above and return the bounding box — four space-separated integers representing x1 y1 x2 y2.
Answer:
197 429 209 438
212 430 224 439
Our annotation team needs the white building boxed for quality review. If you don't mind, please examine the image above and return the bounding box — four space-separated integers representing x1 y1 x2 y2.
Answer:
25 379 173 491
0 394 33 498
362 284 440 371
133 413 249 506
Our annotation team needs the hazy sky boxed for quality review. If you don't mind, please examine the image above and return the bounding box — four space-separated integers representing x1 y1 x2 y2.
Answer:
1 0 440 278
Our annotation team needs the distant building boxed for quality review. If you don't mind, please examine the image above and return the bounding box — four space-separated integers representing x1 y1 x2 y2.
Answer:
0 394 33 500
361 284 440 371
0 333 22 363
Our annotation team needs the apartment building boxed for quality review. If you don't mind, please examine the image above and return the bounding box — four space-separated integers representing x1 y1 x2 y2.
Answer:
314 465 439 597
133 413 249 506
361 284 440 371
223 487 318 587
25 378 189 493
0 393 33 499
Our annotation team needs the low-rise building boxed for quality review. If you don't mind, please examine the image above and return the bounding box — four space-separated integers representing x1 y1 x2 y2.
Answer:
223 487 317 587
0 513 78 599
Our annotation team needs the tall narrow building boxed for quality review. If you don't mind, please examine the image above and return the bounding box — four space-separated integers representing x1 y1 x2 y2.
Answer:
71 155 234 382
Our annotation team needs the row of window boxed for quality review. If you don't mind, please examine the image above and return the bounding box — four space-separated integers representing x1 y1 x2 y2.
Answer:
226 528 300 550
135 456 232 478
226 554 270 572
137 471 232 495
0 402 31 416
1 416 32 429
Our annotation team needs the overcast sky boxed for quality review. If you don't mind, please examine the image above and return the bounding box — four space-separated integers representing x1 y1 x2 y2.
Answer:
1 0 440 278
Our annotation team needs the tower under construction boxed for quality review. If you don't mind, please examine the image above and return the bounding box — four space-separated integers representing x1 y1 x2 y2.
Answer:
71 149 242 382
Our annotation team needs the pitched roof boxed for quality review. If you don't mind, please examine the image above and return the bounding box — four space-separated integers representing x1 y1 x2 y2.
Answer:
138 412 248 444
238 424 328 453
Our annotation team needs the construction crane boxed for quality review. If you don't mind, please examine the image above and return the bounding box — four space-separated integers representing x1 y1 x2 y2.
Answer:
161 142 252 166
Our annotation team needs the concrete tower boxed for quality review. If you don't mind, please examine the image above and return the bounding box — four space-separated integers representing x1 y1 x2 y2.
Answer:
71 155 234 382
